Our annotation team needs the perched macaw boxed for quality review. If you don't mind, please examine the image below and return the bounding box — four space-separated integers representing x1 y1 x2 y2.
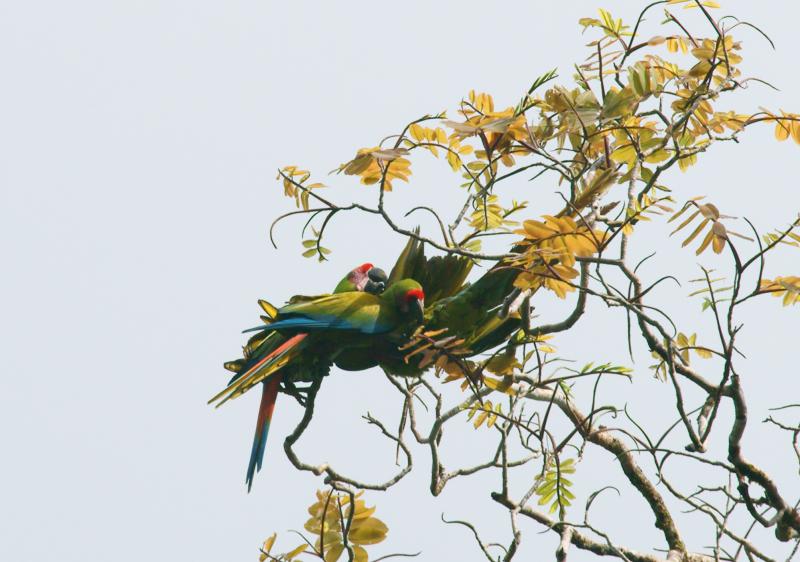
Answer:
333 234 473 374
211 268 425 490
430 191 611 352
215 263 387 490
336 235 524 377
251 278 424 337
388 230 525 354
425 265 520 353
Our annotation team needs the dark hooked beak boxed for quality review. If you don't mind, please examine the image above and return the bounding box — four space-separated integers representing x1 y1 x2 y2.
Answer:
368 267 388 284
364 279 386 295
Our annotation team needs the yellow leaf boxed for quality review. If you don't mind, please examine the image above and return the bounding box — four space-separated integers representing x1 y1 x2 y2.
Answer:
670 208 699 231
645 149 670 164
262 533 277 554
487 411 498 428
485 350 520 375
474 406 490 429
711 221 727 253
695 347 713 359
682 217 709 247
304 517 323 534
286 544 308 560
698 203 720 220
446 151 461 171
601 87 638 119
689 60 712 78
324 543 344 562
520 220 556 239
666 37 679 53
260 533 277 561
545 264 580 298
691 46 717 61
349 518 389 545
353 546 369 562
483 376 517 395
678 153 697 171
352 505 376 521
341 149 377 176
775 120 790 141
695 229 715 255
761 277 800 306
610 144 637 166
684 0 720 8
676 332 690 363
792 120 800 145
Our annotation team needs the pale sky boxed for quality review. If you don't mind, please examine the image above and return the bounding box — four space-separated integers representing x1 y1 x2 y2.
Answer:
1 2 799 561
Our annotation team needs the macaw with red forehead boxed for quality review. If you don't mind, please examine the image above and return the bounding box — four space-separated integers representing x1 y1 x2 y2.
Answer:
212 265 426 491
214 228 535 491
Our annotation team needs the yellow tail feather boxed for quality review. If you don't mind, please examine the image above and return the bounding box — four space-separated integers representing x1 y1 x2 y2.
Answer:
209 338 305 407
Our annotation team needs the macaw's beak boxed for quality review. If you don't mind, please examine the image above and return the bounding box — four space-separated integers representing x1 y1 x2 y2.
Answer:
364 279 386 295
413 297 425 324
364 267 388 294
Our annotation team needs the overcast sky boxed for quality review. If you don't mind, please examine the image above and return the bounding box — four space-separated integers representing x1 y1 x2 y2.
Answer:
1 2 799 561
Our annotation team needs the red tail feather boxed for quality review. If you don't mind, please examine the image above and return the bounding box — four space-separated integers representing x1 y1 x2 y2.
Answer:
240 333 308 382
244 333 308 491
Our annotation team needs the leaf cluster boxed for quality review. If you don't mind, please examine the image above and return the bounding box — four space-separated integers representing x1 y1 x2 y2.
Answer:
260 489 389 562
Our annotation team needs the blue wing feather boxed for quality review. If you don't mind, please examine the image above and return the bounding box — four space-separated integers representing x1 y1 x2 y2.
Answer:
246 314 391 334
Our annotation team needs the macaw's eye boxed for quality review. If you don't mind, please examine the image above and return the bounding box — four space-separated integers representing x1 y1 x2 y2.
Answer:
364 280 386 295
368 268 388 283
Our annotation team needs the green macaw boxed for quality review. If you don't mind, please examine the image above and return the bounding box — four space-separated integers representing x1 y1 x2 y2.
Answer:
422 190 613 354
424 265 521 354
335 235 522 377
332 235 473 374
213 269 422 490
243 278 424 339
429 178 615 354
215 262 388 491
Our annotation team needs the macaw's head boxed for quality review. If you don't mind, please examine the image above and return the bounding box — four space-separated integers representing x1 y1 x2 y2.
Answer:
350 262 388 294
388 278 425 324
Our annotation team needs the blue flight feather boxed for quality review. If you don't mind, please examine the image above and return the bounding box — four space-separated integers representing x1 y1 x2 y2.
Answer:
244 315 391 335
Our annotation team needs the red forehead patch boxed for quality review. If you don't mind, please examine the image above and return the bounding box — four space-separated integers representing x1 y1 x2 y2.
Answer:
404 288 425 301
358 263 374 273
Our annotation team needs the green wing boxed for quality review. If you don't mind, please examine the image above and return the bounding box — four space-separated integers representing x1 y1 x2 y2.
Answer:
388 233 473 305
279 292 382 323
426 266 520 353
